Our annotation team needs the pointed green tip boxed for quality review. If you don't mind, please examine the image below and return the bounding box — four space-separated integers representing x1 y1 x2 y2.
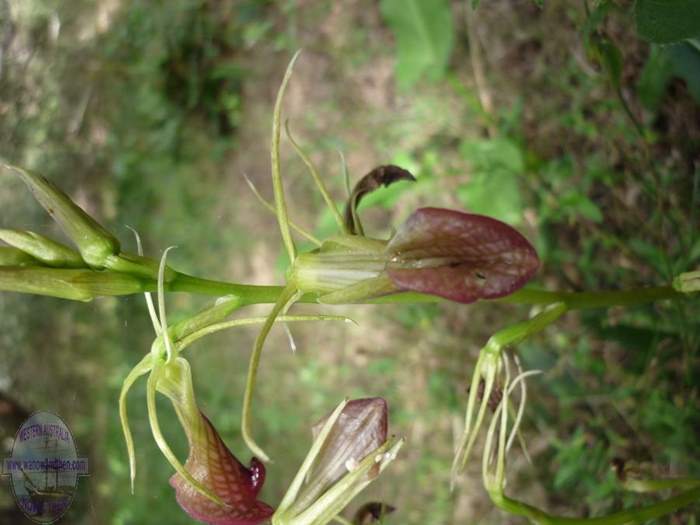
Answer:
5 164 121 267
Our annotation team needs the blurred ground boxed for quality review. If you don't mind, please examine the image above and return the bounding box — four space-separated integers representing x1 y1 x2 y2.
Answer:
1 1 699 524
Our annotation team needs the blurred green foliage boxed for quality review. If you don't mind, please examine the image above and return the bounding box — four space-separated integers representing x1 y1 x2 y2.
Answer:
635 0 700 44
379 0 454 89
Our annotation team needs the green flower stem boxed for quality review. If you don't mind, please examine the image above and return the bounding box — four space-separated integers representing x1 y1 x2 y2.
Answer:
489 487 700 525
486 302 568 350
622 477 700 493
1 264 684 308
167 273 287 304
168 276 683 309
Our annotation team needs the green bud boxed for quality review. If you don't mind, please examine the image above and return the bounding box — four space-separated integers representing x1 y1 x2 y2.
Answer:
5 164 121 267
289 398 388 516
673 270 700 293
0 247 41 267
0 229 86 268
0 267 146 301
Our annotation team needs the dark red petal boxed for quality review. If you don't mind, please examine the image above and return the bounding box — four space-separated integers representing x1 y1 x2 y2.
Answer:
386 207 539 304
169 413 273 525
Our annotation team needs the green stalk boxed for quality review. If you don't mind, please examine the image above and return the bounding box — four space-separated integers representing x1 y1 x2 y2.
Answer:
167 273 286 305
169 278 682 309
1 265 684 308
490 487 700 525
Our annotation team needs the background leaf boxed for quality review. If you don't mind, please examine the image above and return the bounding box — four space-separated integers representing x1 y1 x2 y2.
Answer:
635 0 700 43
457 138 525 224
667 41 700 104
380 0 454 89
638 44 675 110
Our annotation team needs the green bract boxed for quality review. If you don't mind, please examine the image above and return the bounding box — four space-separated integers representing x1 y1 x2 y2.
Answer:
6 165 120 267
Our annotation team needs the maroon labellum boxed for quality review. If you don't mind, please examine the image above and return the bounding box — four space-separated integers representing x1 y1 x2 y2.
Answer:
386 207 540 304
169 412 273 525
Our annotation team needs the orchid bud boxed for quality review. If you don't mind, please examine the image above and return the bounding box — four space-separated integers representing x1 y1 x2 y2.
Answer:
273 398 403 525
0 247 40 267
0 229 86 267
6 165 121 267
291 398 388 514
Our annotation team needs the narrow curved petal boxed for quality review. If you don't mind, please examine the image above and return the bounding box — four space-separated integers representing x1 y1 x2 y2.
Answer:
386 208 539 303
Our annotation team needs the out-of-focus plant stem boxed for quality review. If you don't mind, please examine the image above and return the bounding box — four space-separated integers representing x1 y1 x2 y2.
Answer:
489 485 700 525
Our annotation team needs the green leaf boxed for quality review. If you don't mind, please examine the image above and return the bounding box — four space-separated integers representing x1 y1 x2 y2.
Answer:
635 0 700 44
457 138 525 224
559 192 604 223
668 41 700 104
638 41 700 109
638 44 675 110
380 0 454 89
